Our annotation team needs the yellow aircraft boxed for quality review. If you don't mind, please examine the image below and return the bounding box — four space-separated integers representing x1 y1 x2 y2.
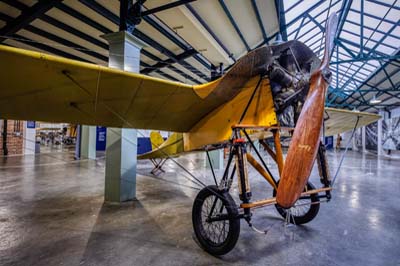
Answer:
0 12 380 255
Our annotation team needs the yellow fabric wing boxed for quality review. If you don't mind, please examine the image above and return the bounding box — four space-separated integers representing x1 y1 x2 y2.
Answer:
0 45 199 131
0 45 271 132
324 107 381 136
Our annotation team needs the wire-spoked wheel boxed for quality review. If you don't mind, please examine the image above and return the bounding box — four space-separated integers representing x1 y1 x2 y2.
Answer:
192 185 240 256
273 181 320 224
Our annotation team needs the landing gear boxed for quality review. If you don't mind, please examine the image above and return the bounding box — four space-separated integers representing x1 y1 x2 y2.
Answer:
192 126 331 255
192 185 240 256
273 181 320 224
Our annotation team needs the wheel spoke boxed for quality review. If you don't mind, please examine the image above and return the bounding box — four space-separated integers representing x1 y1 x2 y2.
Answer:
200 194 230 245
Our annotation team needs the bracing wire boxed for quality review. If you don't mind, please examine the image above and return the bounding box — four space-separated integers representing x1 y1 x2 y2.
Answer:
331 115 361 186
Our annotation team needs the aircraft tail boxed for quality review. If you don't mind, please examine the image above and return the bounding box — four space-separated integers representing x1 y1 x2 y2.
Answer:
138 132 184 160
150 131 165 150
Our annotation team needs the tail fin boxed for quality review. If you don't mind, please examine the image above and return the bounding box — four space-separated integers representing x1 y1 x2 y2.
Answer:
150 131 165 150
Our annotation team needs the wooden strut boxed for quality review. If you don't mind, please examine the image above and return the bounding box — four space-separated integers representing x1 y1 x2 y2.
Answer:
246 153 277 189
240 187 332 209
272 130 285 176
232 124 294 132
259 139 277 162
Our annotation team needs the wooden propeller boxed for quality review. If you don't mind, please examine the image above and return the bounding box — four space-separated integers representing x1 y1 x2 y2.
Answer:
276 12 338 209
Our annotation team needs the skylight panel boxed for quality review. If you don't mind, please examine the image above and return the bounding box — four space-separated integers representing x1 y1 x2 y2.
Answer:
385 8 400 22
285 0 321 23
285 0 303 11
364 0 390 15
362 28 384 42
375 45 395 55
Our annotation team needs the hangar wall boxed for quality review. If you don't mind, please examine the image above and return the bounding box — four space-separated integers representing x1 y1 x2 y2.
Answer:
381 107 400 158
0 120 24 155
357 107 400 159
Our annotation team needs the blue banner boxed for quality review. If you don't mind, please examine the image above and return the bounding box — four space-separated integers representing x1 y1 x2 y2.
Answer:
27 121 35 128
96 126 107 151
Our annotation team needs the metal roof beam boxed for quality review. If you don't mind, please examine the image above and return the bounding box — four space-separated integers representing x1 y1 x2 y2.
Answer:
141 49 197 74
142 0 197 16
141 62 180 82
0 0 63 43
328 61 392 104
341 28 397 50
350 8 398 25
380 62 396 90
120 0 212 71
0 6 106 63
335 0 353 41
56 3 112 34
56 2 200 83
0 11 10 22
274 0 287 41
329 9 399 104
251 0 268 44
141 48 201 84
347 69 400 104
218 0 250 51
327 0 353 60
367 0 400 11
41 15 108 50
293 15 306 40
2 0 108 51
286 0 335 29
345 65 400 105
288 0 342 40
0 0 27 10
331 55 400 64
328 68 399 104
12 34 89 62
140 15 210 71
285 0 303 14
360 92 400 112
78 0 208 82
185 3 235 62
336 21 399 104
23 24 108 62
334 38 391 57
345 19 400 41
327 91 378 110
335 39 357 58
306 13 324 31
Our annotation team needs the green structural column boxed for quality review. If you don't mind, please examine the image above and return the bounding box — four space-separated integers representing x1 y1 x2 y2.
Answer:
102 31 145 203
81 125 96 159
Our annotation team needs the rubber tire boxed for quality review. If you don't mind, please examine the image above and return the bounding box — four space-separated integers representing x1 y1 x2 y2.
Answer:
273 181 320 224
192 185 240 256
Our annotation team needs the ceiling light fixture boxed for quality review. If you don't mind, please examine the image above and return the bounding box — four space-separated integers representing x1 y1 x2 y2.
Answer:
369 96 381 104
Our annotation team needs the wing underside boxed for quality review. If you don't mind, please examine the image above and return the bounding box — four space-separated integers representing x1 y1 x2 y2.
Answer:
0 45 271 132
324 107 381 136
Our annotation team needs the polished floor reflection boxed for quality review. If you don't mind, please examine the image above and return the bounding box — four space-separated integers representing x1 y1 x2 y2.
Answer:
0 149 399 266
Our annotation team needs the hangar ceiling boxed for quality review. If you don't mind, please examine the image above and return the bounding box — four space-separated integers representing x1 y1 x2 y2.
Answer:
0 0 399 113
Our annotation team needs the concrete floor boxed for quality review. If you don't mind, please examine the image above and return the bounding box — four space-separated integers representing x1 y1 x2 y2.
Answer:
0 149 399 266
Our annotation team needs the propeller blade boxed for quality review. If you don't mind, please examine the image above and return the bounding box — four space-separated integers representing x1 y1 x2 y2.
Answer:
276 12 338 209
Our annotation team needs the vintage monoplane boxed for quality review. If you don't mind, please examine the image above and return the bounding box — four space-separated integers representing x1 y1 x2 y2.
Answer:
0 12 379 255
